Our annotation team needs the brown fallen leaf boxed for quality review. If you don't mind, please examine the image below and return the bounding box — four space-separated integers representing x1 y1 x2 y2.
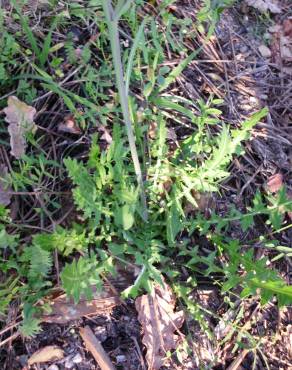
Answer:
98 124 112 145
58 114 81 134
266 173 283 193
28 345 64 365
281 19 292 62
184 191 215 217
266 175 292 221
0 165 11 206
135 281 184 370
3 96 36 159
270 18 292 65
283 18 292 37
245 0 281 13
148 121 157 140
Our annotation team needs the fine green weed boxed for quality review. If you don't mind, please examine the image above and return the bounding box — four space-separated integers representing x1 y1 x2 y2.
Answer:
0 0 291 347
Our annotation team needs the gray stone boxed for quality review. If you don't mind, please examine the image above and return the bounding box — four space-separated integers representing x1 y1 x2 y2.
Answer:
116 355 126 363
72 353 83 364
48 365 59 370
65 358 75 369
259 44 271 58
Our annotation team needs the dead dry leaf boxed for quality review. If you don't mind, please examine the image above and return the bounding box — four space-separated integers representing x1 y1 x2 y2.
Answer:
0 165 11 206
270 18 292 66
28 345 64 365
3 96 36 159
280 35 292 62
148 121 157 139
270 18 292 67
135 281 184 370
266 173 283 193
245 0 282 13
98 125 112 145
58 114 81 134
283 18 292 37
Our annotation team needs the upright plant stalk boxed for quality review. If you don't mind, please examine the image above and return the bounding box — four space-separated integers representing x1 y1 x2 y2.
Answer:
101 0 148 221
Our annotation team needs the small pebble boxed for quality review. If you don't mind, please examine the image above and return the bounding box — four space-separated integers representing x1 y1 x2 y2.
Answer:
65 358 75 369
264 32 271 40
258 44 272 58
116 355 126 363
48 365 59 370
259 94 268 100
18 355 28 367
72 353 83 364
94 326 107 342
240 45 249 53
249 96 259 104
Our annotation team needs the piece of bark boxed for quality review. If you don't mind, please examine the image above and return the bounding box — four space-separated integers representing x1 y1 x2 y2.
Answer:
41 273 131 324
42 292 120 324
79 326 116 370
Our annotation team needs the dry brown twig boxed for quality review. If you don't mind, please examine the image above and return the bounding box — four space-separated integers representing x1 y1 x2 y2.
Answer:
79 325 116 370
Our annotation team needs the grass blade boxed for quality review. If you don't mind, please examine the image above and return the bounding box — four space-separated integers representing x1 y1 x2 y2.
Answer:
101 0 148 221
125 17 148 95
158 50 198 93
39 18 58 67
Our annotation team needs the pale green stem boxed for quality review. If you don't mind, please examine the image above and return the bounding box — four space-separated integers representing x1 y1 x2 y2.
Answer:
101 0 148 221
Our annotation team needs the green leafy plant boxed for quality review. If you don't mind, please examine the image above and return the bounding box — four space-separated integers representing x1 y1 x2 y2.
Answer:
0 0 291 345
197 0 236 36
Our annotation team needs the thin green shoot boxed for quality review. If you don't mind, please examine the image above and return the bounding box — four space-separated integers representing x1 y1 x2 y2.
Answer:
101 0 148 221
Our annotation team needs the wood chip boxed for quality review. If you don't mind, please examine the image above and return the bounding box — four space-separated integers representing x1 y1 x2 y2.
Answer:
28 345 64 365
80 326 116 370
